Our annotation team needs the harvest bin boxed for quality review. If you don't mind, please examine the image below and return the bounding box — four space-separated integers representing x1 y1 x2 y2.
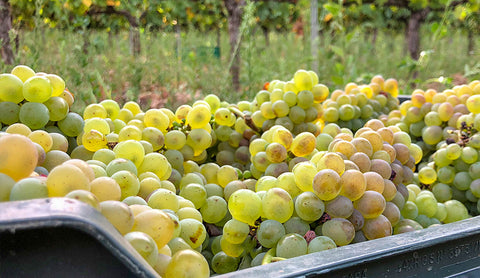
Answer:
1 198 480 278
0 198 160 278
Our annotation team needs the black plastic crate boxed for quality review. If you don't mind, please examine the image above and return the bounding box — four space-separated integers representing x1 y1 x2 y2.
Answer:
0 198 159 278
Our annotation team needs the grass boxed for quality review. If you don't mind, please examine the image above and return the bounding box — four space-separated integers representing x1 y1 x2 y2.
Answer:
1 26 479 113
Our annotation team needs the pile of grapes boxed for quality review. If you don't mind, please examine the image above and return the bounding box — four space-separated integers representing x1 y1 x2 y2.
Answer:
1 65 479 277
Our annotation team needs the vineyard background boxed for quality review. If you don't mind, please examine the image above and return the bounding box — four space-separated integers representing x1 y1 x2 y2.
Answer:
0 0 479 112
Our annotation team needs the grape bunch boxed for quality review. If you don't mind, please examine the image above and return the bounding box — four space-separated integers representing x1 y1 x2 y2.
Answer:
3 64 480 277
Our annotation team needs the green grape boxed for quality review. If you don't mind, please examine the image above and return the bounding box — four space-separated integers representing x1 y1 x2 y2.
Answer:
461 146 478 164
163 130 185 150
443 200 469 223
294 191 325 222
46 163 90 197
186 128 212 155
19 102 50 129
82 129 107 152
436 166 455 184
339 104 355 121
148 188 179 212
276 233 308 259
256 219 285 248
200 196 227 223
293 162 316 192
9 177 48 201
222 219 250 245
307 236 337 253
110 170 140 200
44 74 65 97
453 171 472 191
297 90 314 109
58 112 84 137
122 194 147 206
446 143 462 160
469 162 480 180
211 251 240 274
261 188 293 223
228 189 262 225
422 126 443 146
179 183 207 209
322 218 355 246
316 152 345 175
277 172 302 198
432 183 453 202
323 107 339 122
179 218 206 249
424 111 442 126
217 165 238 188
137 177 162 199
401 201 419 219
0 101 20 125
124 231 158 267
433 149 452 168
316 133 333 151
27 130 52 152
98 99 120 119
106 158 137 176
203 94 220 112
138 152 170 180
168 237 193 255
283 217 310 236
23 76 52 103
0 173 16 201
113 140 145 168
49 132 68 152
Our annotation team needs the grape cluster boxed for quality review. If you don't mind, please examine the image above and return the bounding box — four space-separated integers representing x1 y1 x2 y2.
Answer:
3 64 480 277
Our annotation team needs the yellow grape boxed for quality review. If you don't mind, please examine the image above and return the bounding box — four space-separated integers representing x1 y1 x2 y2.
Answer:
144 109 169 132
228 189 262 225
312 169 341 201
164 250 209 278
316 152 345 175
0 73 24 103
132 209 175 249
11 65 35 82
23 76 52 103
290 132 316 157
28 130 53 152
89 177 121 202
292 162 317 192
113 140 145 168
186 104 211 129
0 134 38 181
47 164 90 197
5 123 32 136
82 129 107 152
